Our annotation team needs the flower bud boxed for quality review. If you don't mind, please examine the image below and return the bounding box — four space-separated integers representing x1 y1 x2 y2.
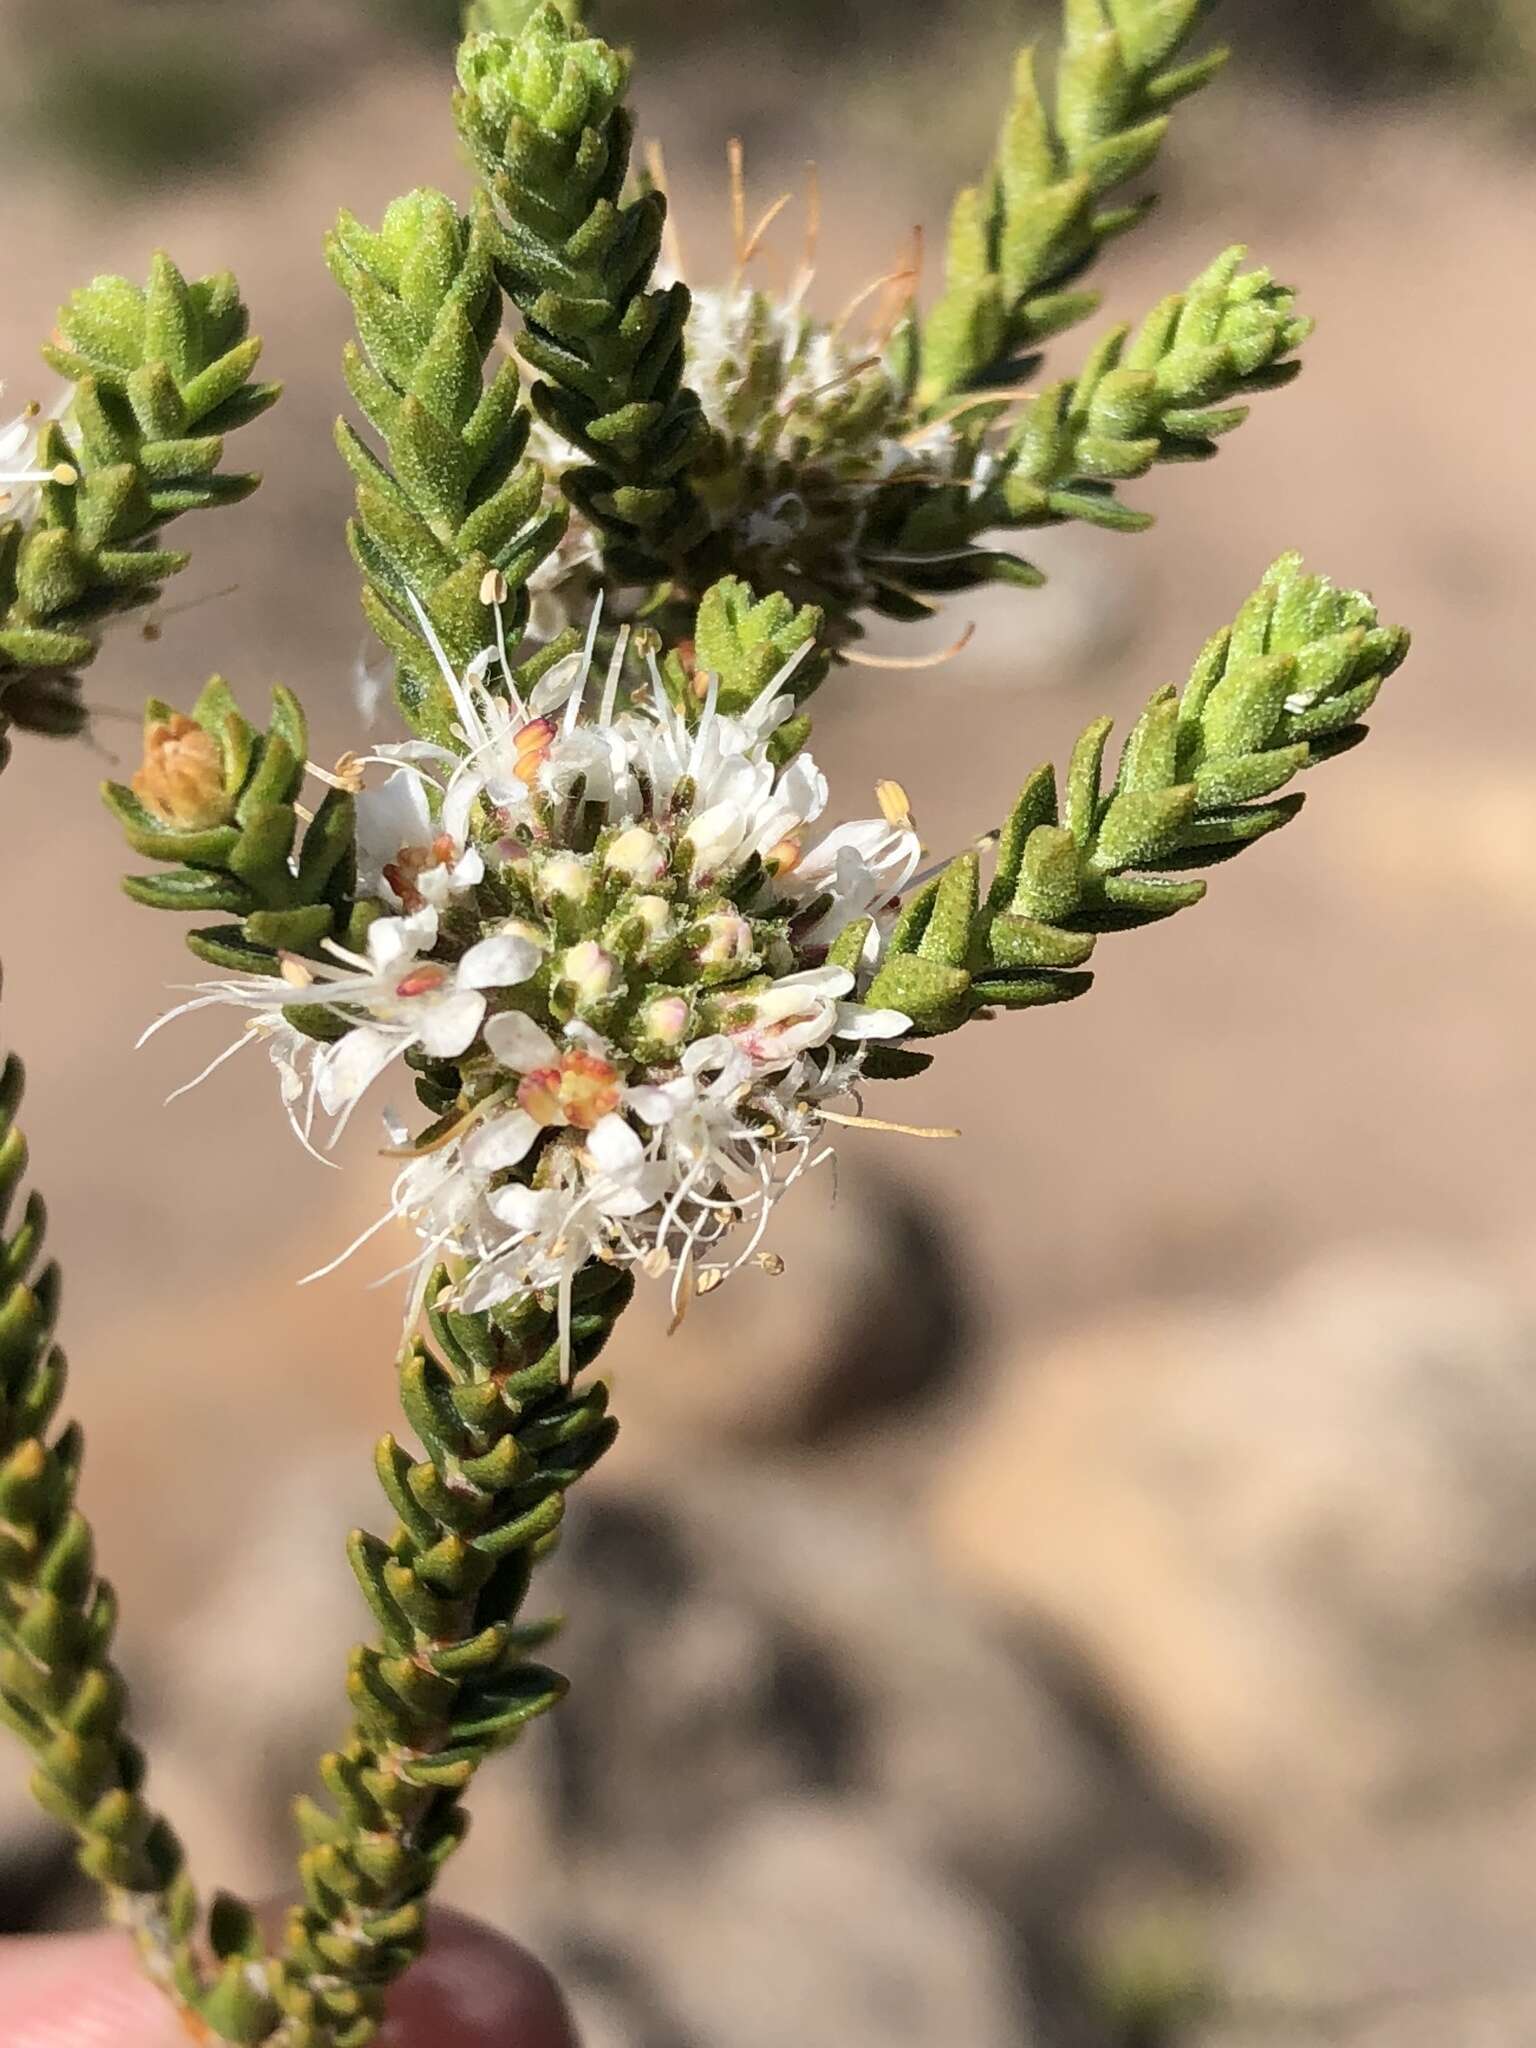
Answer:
132 715 232 830
641 994 691 1048
693 909 754 966
763 836 803 878
605 825 669 885
629 895 673 940
537 853 592 907
558 940 617 1007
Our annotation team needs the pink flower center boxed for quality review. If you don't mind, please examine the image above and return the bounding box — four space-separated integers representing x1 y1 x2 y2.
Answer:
384 834 458 913
517 1051 621 1131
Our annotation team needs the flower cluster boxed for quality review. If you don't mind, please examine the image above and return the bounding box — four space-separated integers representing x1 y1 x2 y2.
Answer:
683 284 983 615
154 603 920 1361
524 278 986 642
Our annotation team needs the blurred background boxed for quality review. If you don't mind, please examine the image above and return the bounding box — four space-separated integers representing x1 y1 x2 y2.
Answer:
3 3 1536 2043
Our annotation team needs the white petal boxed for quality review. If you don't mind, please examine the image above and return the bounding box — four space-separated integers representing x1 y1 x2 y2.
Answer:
623 1080 695 1126
458 933 541 991
484 1012 559 1071
356 767 432 863
766 965 854 999
488 1183 563 1232
463 1108 541 1171
593 1175 666 1219
528 649 584 714
441 769 484 847
835 1003 912 1041
369 908 438 969
803 818 897 869
684 799 749 874
416 990 487 1059
584 1112 644 1174
316 1026 401 1114
372 739 457 768
680 1032 737 1074
681 1035 753 1095
775 753 828 827
458 1263 523 1313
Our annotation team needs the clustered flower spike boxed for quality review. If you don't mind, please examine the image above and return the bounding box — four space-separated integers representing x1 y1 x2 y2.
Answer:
146 589 919 1365
130 532 1411 1397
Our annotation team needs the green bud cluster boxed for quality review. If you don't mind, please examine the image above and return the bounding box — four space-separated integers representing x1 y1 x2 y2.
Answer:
920 0 1227 406
0 254 275 741
328 189 573 744
102 680 364 978
454 5 710 584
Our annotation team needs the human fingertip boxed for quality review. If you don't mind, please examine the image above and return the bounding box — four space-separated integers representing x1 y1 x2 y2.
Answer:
380 1908 577 2048
0 1926 190 2046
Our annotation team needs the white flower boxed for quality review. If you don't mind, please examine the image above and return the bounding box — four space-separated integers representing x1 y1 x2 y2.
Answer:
680 741 828 885
405 587 830 892
723 966 909 1069
422 602 633 834
776 817 923 955
627 658 819 843
301 1010 888 1371
148 909 541 1146
310 914 540 1131
355 765 485 913
475 1013 664 1172
464 1112 671 1371
570 1113 672 1222
612 1034 856 1318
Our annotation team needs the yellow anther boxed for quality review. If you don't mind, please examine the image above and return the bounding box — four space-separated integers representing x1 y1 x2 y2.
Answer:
876 778 913 830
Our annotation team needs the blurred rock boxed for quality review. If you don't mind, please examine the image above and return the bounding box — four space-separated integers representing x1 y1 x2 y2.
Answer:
454 1465 1221 2044
560 1802 1038 2048
54 1450 1221 2047
614 1162 975 1446
931 1249 1536 1856
1196 1779 1536 2047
